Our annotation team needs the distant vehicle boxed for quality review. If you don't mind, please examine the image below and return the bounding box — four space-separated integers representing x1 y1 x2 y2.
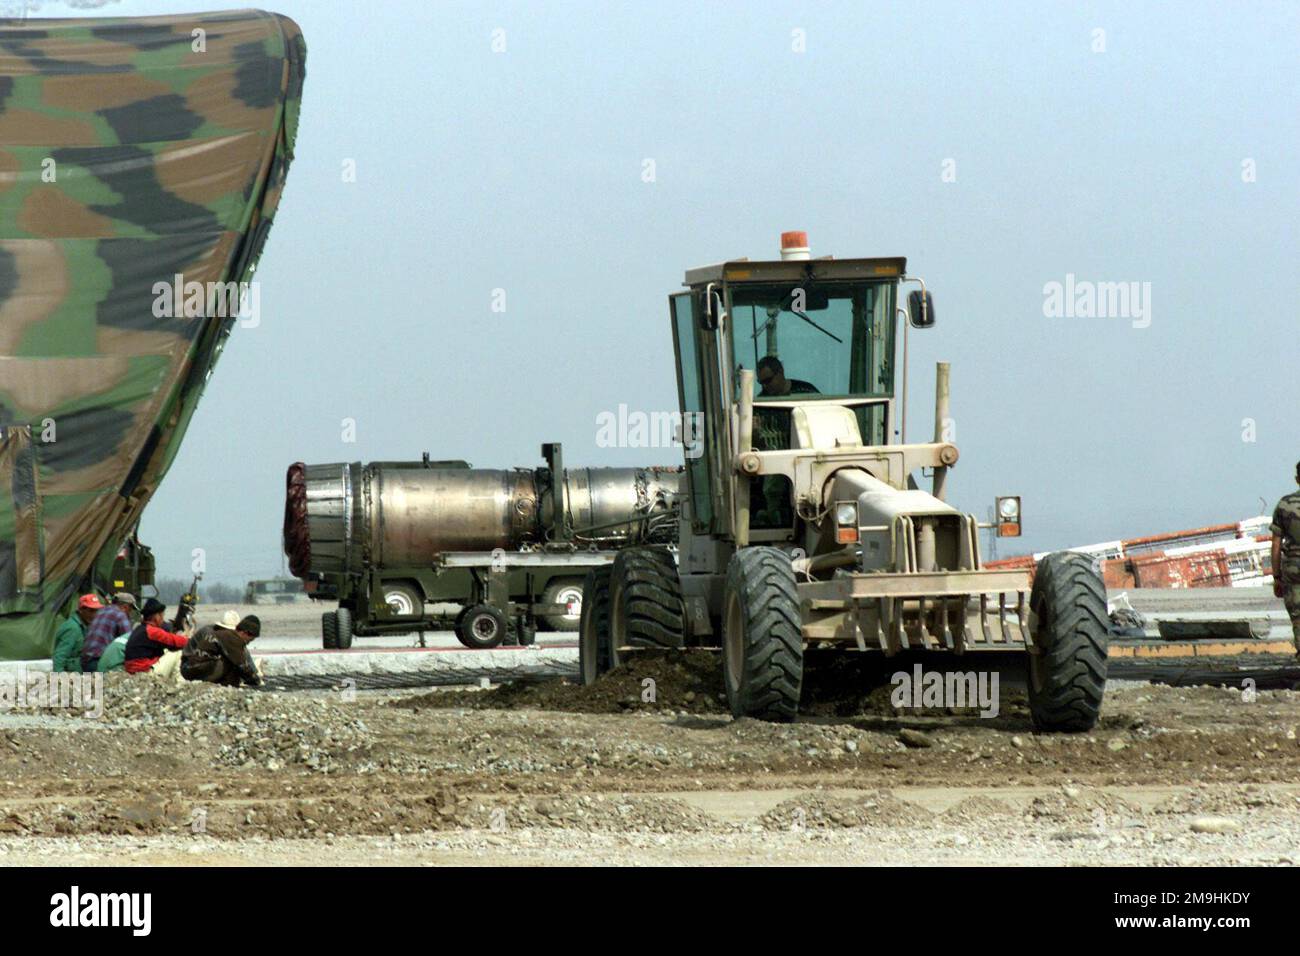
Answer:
244 578 312 606
107 531 156 599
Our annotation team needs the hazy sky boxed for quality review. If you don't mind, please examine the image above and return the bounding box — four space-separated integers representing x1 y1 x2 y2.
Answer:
22 0 1300 582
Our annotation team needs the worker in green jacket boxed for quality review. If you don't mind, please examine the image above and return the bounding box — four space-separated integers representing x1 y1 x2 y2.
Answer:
51 594 105 672
96 635 130 673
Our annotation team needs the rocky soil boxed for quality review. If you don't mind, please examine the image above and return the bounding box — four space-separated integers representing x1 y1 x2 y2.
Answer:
1 652 1298 864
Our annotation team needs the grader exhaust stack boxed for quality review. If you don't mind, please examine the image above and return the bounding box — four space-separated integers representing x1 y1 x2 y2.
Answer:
932 361 951 502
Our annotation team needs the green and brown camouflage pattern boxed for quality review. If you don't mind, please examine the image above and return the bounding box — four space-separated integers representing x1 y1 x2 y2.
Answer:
0 10 305 659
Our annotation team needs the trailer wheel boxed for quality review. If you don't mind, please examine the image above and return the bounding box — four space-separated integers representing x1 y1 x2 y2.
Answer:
538 578 584 632
609 547 684 664
321 611 339 649
579 566 614 684
456 603 507 649
722 547 802 722
1027 551 1109 732
336 606 354 650
382 582 422 618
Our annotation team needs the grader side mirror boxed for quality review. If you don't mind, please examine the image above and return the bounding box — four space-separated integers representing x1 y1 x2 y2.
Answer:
908 289 936 329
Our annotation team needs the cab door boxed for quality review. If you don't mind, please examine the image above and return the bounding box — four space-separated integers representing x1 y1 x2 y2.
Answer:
669 293 713 533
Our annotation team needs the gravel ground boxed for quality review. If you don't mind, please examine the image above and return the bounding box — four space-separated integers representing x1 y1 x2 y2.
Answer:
1 638 1299 865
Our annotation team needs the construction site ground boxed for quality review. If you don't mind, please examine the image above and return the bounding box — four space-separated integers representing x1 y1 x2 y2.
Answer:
1 588 1297 866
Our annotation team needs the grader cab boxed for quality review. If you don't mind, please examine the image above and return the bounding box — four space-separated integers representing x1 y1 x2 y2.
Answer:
579 233 1109 731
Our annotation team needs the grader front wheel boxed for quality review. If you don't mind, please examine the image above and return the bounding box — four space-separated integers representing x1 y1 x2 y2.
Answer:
721 547 803 722
1026 551 1109 732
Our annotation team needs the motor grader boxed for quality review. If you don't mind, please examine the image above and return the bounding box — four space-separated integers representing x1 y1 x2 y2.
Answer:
579 232 1109 731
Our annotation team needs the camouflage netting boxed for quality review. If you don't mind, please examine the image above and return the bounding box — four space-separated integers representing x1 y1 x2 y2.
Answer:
0 10 305 659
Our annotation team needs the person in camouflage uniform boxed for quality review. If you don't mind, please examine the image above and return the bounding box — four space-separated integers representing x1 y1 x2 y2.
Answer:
1271 462 1300 652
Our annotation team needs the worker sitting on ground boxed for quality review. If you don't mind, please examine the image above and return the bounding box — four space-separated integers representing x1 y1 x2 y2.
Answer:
96 632 129 673
52 594 103 673
123 598 188 677
81 592 135 673
182 612 263 687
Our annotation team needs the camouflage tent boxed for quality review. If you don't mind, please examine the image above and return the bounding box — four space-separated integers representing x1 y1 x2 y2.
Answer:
0 11 305 659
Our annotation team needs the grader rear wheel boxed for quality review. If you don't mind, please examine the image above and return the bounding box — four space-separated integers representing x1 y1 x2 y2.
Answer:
578 566 613 685
608 547 684 666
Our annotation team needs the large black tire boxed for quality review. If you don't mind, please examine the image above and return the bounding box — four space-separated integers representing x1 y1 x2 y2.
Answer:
609 547 684 665
456 603 507 649
722 547 803 722
578 566 613 684
321 611 339 650
538 577 584 633
335 606 354 650
1027 551 1109 732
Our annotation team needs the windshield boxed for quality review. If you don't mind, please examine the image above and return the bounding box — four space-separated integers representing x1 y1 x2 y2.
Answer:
729 281 896 401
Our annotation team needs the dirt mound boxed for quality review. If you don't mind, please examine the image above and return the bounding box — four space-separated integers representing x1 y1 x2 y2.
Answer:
1151 786 1293 816
1027 786 1141 825
0 784 719 840
759 790 931 830
100 674 369 772
939 794 1019 823
461 794 716 833
394 649 1007 720
396 649 728 715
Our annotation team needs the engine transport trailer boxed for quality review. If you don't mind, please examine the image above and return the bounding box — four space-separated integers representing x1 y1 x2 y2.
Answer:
0 11 305 659
284 444 681 649
579 232 1110 731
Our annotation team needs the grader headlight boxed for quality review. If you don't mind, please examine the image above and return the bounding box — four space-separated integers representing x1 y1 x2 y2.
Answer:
996 496 1022 537
834 501 859 544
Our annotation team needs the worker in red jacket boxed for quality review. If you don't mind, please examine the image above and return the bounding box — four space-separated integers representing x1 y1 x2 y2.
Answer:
123 598 188 674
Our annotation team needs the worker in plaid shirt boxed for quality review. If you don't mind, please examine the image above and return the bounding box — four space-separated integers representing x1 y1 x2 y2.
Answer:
80 592 136 672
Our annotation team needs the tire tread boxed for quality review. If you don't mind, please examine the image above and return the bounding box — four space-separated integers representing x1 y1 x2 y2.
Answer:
725 547 803 722
1028 551 1109 732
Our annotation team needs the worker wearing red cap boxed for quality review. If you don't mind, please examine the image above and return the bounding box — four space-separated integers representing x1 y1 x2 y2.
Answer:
52 594 104 673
